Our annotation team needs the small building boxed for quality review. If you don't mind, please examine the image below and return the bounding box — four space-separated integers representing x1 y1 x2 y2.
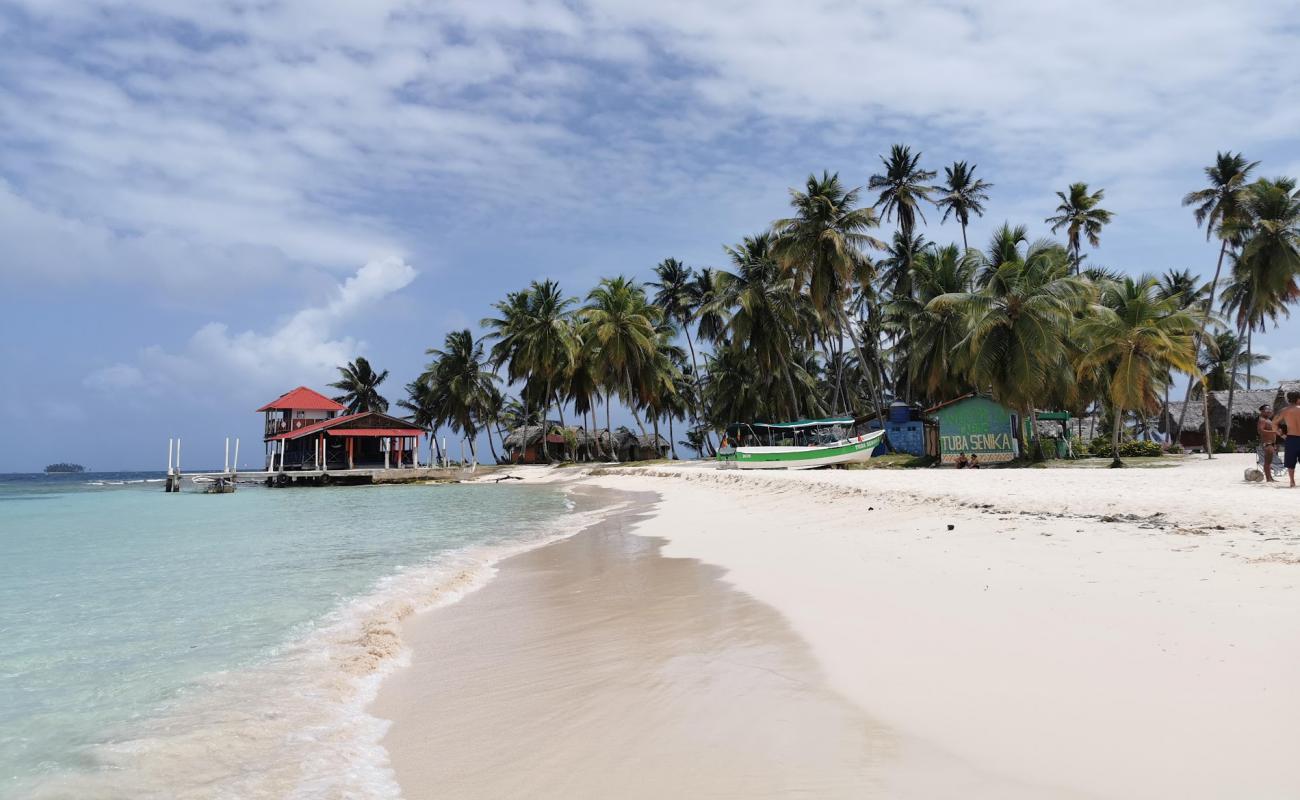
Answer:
258 386 424 471
612 428 671 462
866 402 938 457
503 423 613 463
1161 387 1283 447
926 394 1025 465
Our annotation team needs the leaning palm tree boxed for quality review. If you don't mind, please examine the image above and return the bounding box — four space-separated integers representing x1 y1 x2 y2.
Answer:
329 357 389 413
770 171 888 422
868 144 936 241
424 329 500 468
1045 182 1113 274
397 379 442 465
1074 276 1201 467
931 238 1090 458
1172 152 1260 440
934 160 992 250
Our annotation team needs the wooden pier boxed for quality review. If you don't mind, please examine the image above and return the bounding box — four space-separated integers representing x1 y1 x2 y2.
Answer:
173 466 469 490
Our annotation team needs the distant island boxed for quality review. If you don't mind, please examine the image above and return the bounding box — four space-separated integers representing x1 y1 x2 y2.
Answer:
44 463 85 474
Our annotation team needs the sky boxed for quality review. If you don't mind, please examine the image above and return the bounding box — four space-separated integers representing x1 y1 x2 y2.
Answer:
2 0 1300 471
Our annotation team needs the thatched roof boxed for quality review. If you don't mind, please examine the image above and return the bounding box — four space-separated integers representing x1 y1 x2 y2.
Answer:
503 424 614 451
1163 400 1205 432
1222 389 1277 419
612 428 670 450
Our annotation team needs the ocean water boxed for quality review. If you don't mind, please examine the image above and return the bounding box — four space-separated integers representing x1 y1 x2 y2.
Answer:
0 472 577 799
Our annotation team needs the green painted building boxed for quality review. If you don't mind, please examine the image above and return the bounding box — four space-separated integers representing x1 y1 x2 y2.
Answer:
926 394 1026 464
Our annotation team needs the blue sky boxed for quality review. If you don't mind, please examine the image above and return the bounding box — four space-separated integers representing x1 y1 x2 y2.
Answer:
2 0 1300 471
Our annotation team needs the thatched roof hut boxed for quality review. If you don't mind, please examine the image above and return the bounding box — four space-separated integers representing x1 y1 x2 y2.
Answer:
503 423 617 463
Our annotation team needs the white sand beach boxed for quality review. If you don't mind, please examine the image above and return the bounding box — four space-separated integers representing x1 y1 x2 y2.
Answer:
376 454 1300 799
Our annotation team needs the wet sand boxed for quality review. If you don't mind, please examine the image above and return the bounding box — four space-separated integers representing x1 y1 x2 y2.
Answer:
373 488 1062 799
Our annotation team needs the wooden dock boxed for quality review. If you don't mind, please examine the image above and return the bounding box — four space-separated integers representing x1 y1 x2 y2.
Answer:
177 466 469 489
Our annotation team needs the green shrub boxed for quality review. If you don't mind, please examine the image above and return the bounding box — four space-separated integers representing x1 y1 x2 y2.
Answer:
1117 439 1162 458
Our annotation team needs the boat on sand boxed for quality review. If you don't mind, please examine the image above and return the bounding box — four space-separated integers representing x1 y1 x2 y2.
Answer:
717 417 885 470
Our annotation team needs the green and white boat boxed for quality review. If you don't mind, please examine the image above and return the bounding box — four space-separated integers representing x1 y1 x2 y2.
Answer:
716 417 885 470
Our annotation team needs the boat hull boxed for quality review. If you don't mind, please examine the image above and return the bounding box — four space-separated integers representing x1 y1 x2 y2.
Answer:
723 430 885 470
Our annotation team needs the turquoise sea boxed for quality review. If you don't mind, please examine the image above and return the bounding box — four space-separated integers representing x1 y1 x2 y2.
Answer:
0 473 574 799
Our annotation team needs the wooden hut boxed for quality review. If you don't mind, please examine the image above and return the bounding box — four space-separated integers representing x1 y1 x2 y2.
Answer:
502 424 616 463
612 428 671 462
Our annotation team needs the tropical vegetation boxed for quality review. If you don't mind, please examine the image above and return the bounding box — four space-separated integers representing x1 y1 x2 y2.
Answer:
347 146 1299 466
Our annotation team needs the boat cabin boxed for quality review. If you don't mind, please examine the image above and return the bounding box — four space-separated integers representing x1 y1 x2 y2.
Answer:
723 416 861 448
257 387 424 471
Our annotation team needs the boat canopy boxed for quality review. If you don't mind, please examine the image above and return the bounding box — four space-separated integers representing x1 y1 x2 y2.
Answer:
738 416 856 430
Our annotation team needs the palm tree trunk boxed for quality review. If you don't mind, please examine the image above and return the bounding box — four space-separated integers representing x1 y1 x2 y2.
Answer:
1224 320 1247 443
485 427 499 464
625 367 648 437
554 389 569 460
1110 403 1124 467
961 222 969 252
540 379 553 463
1203 377 1214 459
1176 239 1229 436
606 387 617 462
652 415 662 461
681 320 714 451
668 414 678 459
1247 326 1253 387
837 307 888 441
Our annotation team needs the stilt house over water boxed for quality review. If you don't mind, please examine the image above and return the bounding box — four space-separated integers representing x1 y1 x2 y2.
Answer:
258 386 425 471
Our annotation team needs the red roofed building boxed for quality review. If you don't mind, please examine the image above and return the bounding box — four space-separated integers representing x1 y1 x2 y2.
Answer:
258 387 424 472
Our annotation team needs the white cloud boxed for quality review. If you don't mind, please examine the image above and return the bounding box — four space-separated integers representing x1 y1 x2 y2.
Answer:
84 256 417 404
2 0 1299 298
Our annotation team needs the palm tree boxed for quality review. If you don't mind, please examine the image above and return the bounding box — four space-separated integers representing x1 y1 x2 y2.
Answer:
1217 176 1300 425
931 238 1090 458
649 257 710 448
482 281 577 462
1174 152 1259 440
716 232 814 419
397 378 442 466
423 329 500 467
1074 276 1201 466
579 277 661 449
1155 269 1207 439
934 161 992 250
771 171 888 422
868 144 936 241
1198 330 1269 392
329 357 389 413
888 243 977 404
1045 182 1113 274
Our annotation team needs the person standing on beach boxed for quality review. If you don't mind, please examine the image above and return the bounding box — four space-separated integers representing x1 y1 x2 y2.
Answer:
1258 405 1279 482
1274 391 1300 488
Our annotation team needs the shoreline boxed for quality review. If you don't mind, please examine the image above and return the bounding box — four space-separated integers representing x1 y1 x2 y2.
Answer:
376 455 1300 799
374 485 1061 798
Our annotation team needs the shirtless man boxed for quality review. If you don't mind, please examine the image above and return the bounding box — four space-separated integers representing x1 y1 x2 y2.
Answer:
1274 391 1300 488
1258 404 1279 482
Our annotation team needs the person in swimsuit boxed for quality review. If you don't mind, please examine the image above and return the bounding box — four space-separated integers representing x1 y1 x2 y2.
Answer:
1274 391 1300 488
1258 405 1279 482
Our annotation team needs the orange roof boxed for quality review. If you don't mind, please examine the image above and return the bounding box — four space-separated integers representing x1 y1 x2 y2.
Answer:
257 386 345 412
